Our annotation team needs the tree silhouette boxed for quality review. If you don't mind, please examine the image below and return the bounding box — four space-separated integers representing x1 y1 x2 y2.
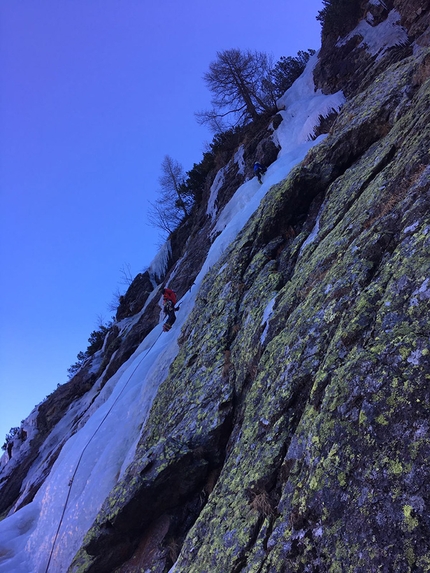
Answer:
267 49 315 100
197 49 274 130
148 155 194 237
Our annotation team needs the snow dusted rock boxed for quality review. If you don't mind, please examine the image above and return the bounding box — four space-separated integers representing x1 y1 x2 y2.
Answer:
314 1 415 98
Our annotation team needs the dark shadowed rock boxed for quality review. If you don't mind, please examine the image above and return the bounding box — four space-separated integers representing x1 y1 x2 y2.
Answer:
116 271 156 321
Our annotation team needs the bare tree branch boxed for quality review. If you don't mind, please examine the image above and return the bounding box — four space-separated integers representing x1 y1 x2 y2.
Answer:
147 155 195 239
199 48 275 130
119 263 134 286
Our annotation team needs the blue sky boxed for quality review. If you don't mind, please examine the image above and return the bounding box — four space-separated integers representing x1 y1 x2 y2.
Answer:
0 0 323 444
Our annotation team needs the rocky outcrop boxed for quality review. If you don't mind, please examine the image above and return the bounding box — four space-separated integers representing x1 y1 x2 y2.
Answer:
116 271 156 321
70 37 430 573
0 362 97 518
314 0 430 97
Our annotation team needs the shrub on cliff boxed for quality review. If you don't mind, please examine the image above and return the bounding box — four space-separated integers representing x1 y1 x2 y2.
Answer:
317 0 361 38
1 427 20 452
67 322 112 379
197 48 319 131
266 49 316 101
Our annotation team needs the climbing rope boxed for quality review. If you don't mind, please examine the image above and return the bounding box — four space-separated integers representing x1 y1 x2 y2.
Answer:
44 329 164 573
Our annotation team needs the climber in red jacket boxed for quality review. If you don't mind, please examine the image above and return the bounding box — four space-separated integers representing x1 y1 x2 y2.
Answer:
162 288 178 332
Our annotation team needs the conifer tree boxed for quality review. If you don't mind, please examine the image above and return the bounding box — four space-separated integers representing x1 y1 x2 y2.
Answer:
197 49 274 130
267 49 315 100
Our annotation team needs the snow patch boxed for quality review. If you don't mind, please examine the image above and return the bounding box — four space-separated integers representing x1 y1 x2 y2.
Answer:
207 166 226 220
407 350 422 366
277 54 345 152
410 278 430 307
88 349 104 374
260 295 277 345
337 10 408 61
234 145 246 175
147 240 172 283
298 204 324 256
0 408 39 473
403 221 419 234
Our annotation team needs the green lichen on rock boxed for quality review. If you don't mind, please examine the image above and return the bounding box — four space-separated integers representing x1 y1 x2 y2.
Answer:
167 48 430 573
69 48 430 573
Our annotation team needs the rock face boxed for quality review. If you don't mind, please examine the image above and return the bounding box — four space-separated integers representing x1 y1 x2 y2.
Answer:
2 3 430 572
69 9 430 573
70 44 430 572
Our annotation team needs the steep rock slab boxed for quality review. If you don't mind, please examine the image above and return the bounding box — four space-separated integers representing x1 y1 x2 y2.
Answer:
168 51 430 573
69 48 430 572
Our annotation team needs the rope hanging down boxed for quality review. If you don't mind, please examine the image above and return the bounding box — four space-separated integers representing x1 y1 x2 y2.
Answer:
44 329 163 573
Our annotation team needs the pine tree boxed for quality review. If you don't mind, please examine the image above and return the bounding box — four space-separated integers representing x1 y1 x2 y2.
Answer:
197 49 274 130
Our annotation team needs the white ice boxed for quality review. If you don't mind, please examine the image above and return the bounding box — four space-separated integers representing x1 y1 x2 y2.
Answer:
337 9 408 61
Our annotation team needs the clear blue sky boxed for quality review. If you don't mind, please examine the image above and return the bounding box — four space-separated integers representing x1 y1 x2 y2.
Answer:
0 0 323 444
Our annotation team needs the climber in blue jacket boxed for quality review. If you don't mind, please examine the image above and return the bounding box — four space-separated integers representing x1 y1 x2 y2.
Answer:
253 162 267 183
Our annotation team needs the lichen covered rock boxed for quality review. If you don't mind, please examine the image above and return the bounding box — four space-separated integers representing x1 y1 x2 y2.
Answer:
68 46 430 573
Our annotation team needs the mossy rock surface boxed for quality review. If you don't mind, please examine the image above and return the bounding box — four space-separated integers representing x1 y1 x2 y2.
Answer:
69 49 430 573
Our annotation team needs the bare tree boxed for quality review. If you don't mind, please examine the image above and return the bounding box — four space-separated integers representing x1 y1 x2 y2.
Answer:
197 49 274 130
119 263 134 286
147 155 194 237
147 199 183 236
107 287 123 313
